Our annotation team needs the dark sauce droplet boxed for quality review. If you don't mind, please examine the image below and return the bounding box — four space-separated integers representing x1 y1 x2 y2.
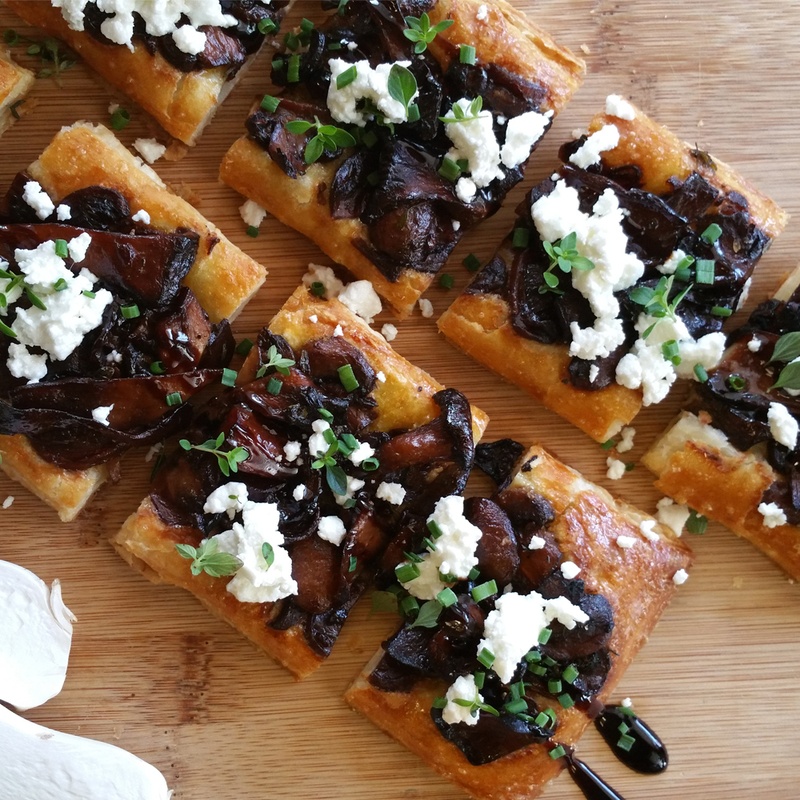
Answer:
594 705 668 774
564 751 626 800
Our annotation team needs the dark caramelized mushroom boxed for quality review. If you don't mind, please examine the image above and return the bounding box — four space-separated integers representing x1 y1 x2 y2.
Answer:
465 498 519 586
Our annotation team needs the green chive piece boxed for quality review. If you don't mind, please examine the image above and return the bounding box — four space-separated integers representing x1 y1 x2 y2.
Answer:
548 679 562 694
53 278 68 291
436 587 458 607
121 304 140 320
471 580 497 603
165 392 182 407
272 57 284 71
246 225 259 238
361 456 380 472
694 363 709 383
558 693 575 709
661 339 681 365
318 408 334 423
287 53 301 83
701 222 723 244
432 696 447 709
534 711 551 727
396 562 421 584
80 290 94 300
235 338 254 357
474 671 485 690
512 227 530 248
399 595 420 616
54 239 69 258
110 107 131 131
257 18 277 34
600 438 615 450
538 628 552 644
727 373 746 391
695 258 716 285
525 649 541 663
336 64 358 90
504 698 528 715
530 665 547 676
467 566 480 581
221 368 237 387
439 273 455 290
711 305 732 317
348 555 357 573
149 361 165 375
337 363 360 391
562 664 579 684
300 17 314 32
686 509 708 534
463 253 481 272
549 745 566 760
310 281 326 298
427 519 444 539
438 156 461 182
618 722 630 735
477 647 495 669
260 94 281 113
617 733 636 752
459 44 477 65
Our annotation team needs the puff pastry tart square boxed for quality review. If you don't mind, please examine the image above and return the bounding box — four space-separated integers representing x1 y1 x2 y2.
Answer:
345 441 692 800
0 122 266 522
0 48 34 137
112 284 489 679
643 267 800 579
438 95 788 442
220 0 584 316
3 0 293 145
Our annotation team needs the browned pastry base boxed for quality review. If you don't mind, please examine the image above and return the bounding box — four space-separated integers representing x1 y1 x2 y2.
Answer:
438 101 788 442
0 49 34 137
112 285 489 678
0 122 266 521
346 444 692 800
3 0 290 145
221 0 585 317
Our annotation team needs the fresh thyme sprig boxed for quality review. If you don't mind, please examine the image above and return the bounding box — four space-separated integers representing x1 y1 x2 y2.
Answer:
439 96 484 124
3 30 76 84
256 344 295 379
402 12 454 53
175 539 243 578
630 275 692 338
769 331 800 391
179 433 250 477
285 117 356 164
538 232 595 294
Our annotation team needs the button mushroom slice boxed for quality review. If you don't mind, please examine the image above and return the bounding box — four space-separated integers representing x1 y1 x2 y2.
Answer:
0 703 171 800
0 561 75 711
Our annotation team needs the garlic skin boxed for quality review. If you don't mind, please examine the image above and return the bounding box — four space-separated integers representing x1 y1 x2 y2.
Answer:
0 561 76 711
0 704 172 799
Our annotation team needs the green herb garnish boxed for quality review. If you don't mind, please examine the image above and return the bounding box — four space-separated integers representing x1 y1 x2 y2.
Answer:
410 599 443 628
386 63 418 117
402 12 454 53
686 510 708 534
175 539 243 578
285 116 356 164
630 275 691 337
110 107 130 131
256 344 295 378
539 231 595 294
440 96 484 124
179 432 250 477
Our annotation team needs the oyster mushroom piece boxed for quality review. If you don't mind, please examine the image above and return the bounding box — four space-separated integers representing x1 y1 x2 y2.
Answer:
0 561 76 711
0 704 171 799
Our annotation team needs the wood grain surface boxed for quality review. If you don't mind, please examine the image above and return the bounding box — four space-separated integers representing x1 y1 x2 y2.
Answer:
0 2 798 798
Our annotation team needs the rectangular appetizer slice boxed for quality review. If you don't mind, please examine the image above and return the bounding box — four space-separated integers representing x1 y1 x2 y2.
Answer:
221 0 584 316
0 48 34 137
0 122 266 521
4 0 293 145
346 441 692 800
438 95 787 441
643 267 800 579
112 284 489 678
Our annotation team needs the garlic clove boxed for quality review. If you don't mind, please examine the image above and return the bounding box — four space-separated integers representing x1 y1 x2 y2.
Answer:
0 560 76 711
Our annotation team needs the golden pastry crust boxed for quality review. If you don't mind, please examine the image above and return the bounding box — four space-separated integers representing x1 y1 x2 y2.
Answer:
112 285 489 679
439 100 788 442
0 49 34 137
3 0 278 145
0 122 266 521
346 444 692 800
220 0 584 317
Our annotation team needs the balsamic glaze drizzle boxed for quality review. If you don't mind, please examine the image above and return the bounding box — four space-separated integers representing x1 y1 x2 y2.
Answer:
564 751 626 800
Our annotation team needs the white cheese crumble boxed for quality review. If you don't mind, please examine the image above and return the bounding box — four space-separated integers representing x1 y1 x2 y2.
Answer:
376 481 406 505
606 457 626 480
672 568 689 586
309 314 318 323
376 370 386 383
658 248 688 275
327 59 418 127
381 323 398 342
442 674 482 726
400 496 482 600
621 697 633 708
655 497 691 537
419 298 434 318
333 323 344 337
768 402 798 449
203 482 248 519
6 343 47 383
308 419 332 457
588 364 600 383
68 232 92 263
348 440 375 467
639 519 660 542
568 124 620 168
748 336 762 352
499 109 553 169
91 405 113 427
144 442 163 462
616 426 636 453
303 264 344 298
2 495 14 509
452 219 461 231
616 535 636 549
544 595 590 629
338 280 382 323
22 181 55 220
131 209 151 224
758 501 787 529
560 560 581 580
528 535 546 550
292 484 306 502
133 138 166 164
444 97 503 188
605 94 636 121
283 440 301 462
56 204 71 221
476 3 489 20
207 487 297 603
334 475 364 508
318 515 347 546
172 23 207 55
239 200 266 229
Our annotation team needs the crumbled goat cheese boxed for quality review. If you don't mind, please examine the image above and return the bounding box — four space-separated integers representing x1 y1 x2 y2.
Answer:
133 138 167 164
499 110 553 169
106 349 122 363
309 314 318 323
672 568 689 586
239 199 266 229
376 482 406 505
6 344 47 383
381 323 398 342
748 336 762 352
452 219 461 231
338 280 382 323
334 476 364 508
318 515 347 546
616 426 636 453
203 482 248 519
348 440 375 466
444 98 503 188
768 402 798 449
327 59 418 127
655 497 691 537
68 232 92 263
621 697 633 708
22 181 55 220
145 442 163 463
283 440 301 462
606 457 626 480
588 364 600 383
376 370 386 383
476 3 489 20
56 204 71 221
605 94 636 121
209 488 297 603
91 404 113 426
419 298 434 318
172 24 207 55
658 248 688 275
308 419 332 457
401 496 483 600
560 561 581 580
568 124 620 168
616 535 637 549
639 519 660 542
2 496 14 509
303 264 344 298
131 209 151 224
528 535 546 550
456 176 477 203
442 674 482 726
333 324 344 336
544 595 590 629
758 501 787 528
292 484 306 502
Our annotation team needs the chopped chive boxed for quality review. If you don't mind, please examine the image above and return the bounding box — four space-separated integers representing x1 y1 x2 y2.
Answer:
80 290 94 300
617 733 636 752
530 665 547 676
427 519 444 539
337 363 360 391
474 671 485 690
701 222 723 244
562 664 579 684
436 587 458 607
549 745 566 760
165 392 182 407
463 253 481 272
121 304 140 319
504 698 528 715
467 566 480 581
422 536 437 553
110 107 130 131
432 696 447 709
272 57 284 70
395 562 421 583
318 408 334 423
439 273 455 290
534 711 551 727
471 580 498 603
260 94 281 113
287 53 301 83
221 368 237 387
661 339 681 365
235 338 254 357
361 456 380 471
54 239 69 258
525 649 541 663
618 722 630 735
257 17 277 34
726 373 746 391
558 693 575 709
477 647 495 669
695 258 716 285
542 655 557 667
400 595 420 616
267 376 284 395
686 509 708 534
694 363 709 383
300 17 314 33
600 438 615 450
310 281 326 298
538 628 552 644
711 305 732 317
348 555 357 572
512 227 530 248
246 225 259 238
548 679 562 694
284 31 300 50
438 156 461 182
336 64 358 89
328 41 343 51
459 44 476 65
149 361 165 375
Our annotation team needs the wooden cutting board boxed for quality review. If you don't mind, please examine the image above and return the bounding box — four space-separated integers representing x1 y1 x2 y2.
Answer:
1 2 798 798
